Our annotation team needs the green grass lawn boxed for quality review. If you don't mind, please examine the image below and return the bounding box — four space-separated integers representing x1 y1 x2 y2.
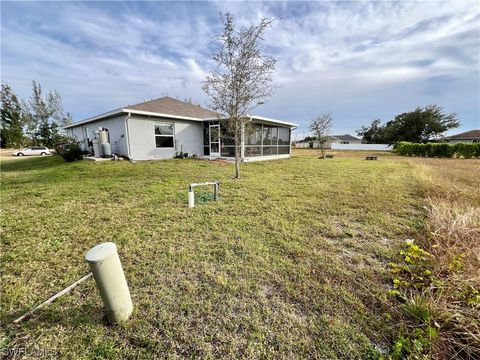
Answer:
1 153 425 358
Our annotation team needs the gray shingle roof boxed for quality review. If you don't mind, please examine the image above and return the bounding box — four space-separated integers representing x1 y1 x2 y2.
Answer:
126 97 219 119
330 134 360 141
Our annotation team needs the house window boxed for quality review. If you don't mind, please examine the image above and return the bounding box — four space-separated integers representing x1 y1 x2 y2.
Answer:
154 123 174 148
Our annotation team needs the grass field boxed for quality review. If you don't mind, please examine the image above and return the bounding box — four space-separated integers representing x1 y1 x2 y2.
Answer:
1 150 478 358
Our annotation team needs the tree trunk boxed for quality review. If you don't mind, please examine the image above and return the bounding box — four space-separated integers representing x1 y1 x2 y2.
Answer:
234 129 241 179
235 150 241 179
320 144 325 158
234 119 241 179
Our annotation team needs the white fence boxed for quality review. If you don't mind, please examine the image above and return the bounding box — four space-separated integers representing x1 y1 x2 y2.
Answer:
331 143 392 151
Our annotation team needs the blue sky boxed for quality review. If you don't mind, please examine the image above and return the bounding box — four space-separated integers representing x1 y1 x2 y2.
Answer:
1 1 479 138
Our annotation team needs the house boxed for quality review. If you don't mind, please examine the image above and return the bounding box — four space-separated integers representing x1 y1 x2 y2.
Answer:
328 134 363 147
64 97 297 161
295 134 361 148
446 130 480 144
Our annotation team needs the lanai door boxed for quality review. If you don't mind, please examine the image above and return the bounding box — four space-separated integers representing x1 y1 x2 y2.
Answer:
209 124 220 157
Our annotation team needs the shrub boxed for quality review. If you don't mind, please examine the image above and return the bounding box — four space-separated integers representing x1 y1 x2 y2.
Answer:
475 143 480 157
395 142 479 158
453 142 477 158
431 143 453 157
395 142 412 156
61 143 83 162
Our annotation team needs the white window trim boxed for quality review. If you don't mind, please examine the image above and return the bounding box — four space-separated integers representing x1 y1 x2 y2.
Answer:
153 122 175 149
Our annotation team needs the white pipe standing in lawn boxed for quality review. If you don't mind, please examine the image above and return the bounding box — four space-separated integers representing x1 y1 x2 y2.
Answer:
85 242 133 324
188 190 195 208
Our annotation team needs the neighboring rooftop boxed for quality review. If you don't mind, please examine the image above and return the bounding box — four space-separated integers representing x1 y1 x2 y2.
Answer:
447 129 480 140
126 97 219 119
331 134 361 141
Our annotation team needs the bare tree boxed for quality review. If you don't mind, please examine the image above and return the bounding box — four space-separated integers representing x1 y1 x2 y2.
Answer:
203 12 277 179
310 113 333 159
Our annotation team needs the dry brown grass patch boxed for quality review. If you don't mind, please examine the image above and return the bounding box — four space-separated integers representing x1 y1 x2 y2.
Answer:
426 200 480 277
404 158 480 358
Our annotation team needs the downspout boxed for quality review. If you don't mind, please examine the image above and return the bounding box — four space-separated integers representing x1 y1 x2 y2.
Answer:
124 113 132 160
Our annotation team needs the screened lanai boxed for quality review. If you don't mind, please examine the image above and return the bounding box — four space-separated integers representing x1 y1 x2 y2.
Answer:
202 117 296 161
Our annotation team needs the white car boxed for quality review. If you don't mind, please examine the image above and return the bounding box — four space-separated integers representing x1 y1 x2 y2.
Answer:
12 147 52 156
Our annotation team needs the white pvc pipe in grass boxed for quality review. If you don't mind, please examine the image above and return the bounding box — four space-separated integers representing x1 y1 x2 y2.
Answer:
85 242 133 324
188 190 195 208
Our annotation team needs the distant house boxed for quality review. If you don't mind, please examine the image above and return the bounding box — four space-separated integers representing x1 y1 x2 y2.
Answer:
296 134 361 148
64 97 297 161
446 130 480 144
328 134 363 146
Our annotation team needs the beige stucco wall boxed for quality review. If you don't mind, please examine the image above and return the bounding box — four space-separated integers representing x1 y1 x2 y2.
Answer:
66 114 129 156
127 115 204 160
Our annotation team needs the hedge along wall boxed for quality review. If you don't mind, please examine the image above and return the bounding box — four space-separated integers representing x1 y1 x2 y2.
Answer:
395 142 480 158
